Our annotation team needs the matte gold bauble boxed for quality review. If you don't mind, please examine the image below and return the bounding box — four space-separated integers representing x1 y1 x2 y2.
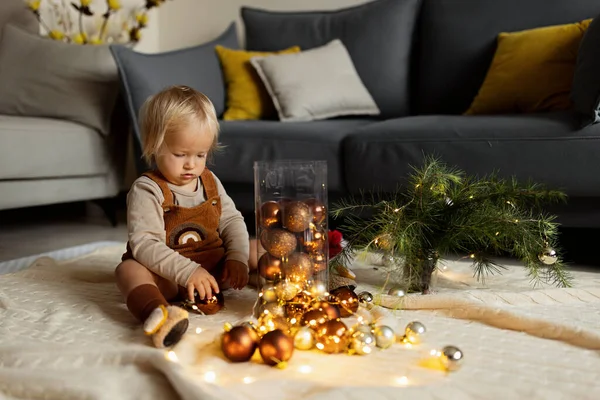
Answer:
315 318 349 354
300 308 329 328
221 325 259 362
260 201 281 229
305 198 327 225
293 325 315 350
258 253 283 280
283 201 312 233
282 252 313 283
260 228 297 258
329 287 359 317
259 329 294 366
311 301 341 320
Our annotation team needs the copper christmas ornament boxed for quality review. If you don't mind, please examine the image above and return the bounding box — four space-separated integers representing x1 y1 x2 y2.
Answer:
283 201 312 232
311 252 328 273
259 329 294 366
192 290 225 315
285 292 311 321
311 301 341 320
221 325 259 362
329 287 359 317
303 228 327 254
305 198 327 225
282 252 313 283
259 201 281 229
300 308 329 328
260 228 297 258
315 318 349 354
258 253 283 281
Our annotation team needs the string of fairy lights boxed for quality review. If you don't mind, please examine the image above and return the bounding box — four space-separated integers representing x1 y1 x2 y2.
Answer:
164 197 464 383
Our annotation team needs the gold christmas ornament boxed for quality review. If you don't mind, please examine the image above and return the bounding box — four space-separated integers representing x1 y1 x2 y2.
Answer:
260 286 278 303
374 325 396 349
283 201 313 232
538 247 558 265
282 252 313 283
404 321 426 344
312 301 341 320
258 253 283 280
260 201 281 229
260 228 297 258
305 198 327 225
285 292 312 321
315 319 349 354
274 280 302 301
259 329 294 366
303 228 327 254
349 330 376 355
221 325 259 362
387 287 406 298
440 345 464 371
258 313 290 336
300 308 329 329
293 325 315 350
311 252 328 273
330 287 359 317
259 302 286 318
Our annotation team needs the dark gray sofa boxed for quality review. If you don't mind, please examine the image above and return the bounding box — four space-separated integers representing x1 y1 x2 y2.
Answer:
111 0 600 228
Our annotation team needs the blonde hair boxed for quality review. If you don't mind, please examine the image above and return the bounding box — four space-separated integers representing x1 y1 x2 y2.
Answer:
139 85 220 165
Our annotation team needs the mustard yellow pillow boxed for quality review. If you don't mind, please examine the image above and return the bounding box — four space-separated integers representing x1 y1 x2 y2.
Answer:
215 45 301 120
465 19 592 115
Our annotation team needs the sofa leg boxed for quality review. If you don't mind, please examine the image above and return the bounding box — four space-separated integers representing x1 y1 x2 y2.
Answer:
93 197 119 227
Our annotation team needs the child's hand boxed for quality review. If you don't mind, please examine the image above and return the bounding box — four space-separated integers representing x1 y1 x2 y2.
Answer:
187 266 220 301
222 260 249 290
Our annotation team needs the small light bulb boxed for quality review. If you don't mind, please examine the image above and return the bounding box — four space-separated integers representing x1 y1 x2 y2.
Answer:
316 343 325 350
298 365 312 374
395 376 409 386
243 376 255 384
166 351 178 363
204 371 216 383
195 327 202 334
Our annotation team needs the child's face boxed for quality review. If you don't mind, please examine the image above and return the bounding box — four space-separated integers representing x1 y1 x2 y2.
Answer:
155 118 214 190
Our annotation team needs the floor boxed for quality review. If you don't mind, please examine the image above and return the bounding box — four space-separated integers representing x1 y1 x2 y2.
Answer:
1 200 600 271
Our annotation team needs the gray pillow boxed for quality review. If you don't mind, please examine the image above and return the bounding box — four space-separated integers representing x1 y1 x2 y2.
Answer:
251 39 380 122
0 0 38 43
241 0 420 119
0 25 119 135
571 16 600 127
110 22 238 171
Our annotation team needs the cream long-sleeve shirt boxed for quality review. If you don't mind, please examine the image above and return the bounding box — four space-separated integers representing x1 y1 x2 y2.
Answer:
126 171 249 287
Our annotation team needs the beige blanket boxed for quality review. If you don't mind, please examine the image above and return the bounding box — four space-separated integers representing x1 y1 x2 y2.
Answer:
1 245 599 400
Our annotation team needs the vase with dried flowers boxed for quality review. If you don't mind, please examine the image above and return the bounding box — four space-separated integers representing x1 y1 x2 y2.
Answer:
25 0 172 45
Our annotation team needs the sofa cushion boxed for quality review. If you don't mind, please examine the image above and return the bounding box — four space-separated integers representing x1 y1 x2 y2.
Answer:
572 15 600 127
210 119 376 192
0 115 113 180
110 22 239 170
415 0 600 115
215 45 301 121
0 0 38 42
241 0 420 119
343 112 600 196
0 25 119 136
250 40 380 122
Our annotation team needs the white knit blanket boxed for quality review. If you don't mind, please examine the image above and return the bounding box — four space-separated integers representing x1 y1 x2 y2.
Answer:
1 245 599 400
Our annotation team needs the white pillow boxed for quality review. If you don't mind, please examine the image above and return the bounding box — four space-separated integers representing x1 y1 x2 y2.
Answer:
250 39 380 122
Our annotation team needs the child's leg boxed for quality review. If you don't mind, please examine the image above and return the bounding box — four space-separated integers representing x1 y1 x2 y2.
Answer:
115 259 188 348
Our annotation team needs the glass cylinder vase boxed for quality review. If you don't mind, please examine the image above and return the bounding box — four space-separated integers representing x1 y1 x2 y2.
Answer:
253 160 329 327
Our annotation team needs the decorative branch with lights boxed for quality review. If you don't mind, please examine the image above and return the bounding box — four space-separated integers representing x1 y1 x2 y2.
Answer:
330 156 570 293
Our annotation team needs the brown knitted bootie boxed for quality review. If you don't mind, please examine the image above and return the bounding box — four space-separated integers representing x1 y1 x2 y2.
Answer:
143 305 189 348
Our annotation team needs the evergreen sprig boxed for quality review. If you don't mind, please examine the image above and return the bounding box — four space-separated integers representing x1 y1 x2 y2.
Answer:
330 156 571 292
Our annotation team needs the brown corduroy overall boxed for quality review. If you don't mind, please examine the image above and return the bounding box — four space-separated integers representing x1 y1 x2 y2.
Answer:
122 169 226 321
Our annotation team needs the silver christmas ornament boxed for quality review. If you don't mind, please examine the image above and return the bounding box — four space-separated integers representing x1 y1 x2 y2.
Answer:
349 331 376 355
294 326 315 350
404 321 426 344
538 247 558 265
387 287 406 298
358 291 374 303
374 325 396 349
440 345 463 371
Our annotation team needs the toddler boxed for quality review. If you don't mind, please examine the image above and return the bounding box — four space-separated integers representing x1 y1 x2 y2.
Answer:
115 85 251 348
